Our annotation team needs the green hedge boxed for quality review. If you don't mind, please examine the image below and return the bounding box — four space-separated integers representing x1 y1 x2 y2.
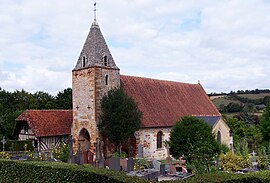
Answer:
0 140 34 151
174 171 270 183
0 159 150 183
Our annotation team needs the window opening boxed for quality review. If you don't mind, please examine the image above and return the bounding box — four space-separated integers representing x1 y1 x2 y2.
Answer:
105 75 108 85
157 131 163 149
103 55 108 66
82 56 86 67
217 131 221 143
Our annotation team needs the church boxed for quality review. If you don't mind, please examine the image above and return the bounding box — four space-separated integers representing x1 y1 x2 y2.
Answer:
14 13 232 161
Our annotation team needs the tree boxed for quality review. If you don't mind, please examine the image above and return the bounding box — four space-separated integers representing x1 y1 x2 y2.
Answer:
55 88 72 109
260 103 270 141
168 116 220 171
98 88 141 153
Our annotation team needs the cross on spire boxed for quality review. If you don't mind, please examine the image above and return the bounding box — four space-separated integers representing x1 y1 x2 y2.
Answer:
94 1 97 21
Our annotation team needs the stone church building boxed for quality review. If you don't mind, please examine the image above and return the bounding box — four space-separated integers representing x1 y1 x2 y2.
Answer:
14 17 232 160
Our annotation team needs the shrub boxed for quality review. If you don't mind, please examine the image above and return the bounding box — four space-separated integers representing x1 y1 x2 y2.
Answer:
219 152 251 172
0 151 11 159
112 151 127 159
52 143 69 162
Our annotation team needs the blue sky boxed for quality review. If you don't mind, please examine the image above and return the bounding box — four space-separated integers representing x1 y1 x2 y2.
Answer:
0 0 270 95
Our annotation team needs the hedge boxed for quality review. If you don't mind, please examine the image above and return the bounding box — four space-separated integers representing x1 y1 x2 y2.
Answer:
0 160 151 183
1 160 270 183
175 171 270 183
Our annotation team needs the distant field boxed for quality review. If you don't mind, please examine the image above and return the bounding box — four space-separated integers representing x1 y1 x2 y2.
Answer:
211 93 270 110
238 93 270 99
211 97 241 109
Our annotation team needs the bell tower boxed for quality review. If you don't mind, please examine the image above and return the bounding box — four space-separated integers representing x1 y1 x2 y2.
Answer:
71 4 120 153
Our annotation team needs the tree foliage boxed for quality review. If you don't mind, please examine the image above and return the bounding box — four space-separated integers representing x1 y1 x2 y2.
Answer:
168 116 220 169
98 88 141 150
260 103 270 141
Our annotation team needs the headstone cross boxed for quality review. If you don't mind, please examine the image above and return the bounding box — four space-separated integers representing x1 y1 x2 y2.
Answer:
251 150 257 156
1 136 7 151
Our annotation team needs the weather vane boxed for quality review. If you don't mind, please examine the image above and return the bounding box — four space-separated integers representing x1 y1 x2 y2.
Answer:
94 1 97 21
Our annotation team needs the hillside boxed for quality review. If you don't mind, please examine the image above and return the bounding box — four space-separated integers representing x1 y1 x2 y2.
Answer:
209 90 270 120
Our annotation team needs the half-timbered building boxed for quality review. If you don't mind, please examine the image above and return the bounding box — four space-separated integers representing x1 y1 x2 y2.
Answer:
14 110 72 151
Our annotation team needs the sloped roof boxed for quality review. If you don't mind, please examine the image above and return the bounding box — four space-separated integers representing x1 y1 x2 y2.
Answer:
16 110 72 137
73 21 118 71
194 116 221 126
120 75 221 128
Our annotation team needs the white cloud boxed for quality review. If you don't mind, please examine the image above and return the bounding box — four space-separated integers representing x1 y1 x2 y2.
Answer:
0 0 270 94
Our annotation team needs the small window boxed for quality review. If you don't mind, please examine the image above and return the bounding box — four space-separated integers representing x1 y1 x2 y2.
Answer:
157 131 163 149
103 55 108 66
82 56 86 67
105 75 108 85
217 131 221 143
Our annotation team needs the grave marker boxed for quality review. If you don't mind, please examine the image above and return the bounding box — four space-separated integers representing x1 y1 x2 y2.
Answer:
127 157 134 172
138 144 143 158
109 156 120 171
1 136 7 151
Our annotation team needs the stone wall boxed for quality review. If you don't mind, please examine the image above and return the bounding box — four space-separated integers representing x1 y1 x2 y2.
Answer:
71 67 120 153
134 128 171 160
72 68 97 152
134 118 232 160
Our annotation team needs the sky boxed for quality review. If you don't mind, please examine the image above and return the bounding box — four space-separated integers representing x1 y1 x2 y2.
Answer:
0 0 270 95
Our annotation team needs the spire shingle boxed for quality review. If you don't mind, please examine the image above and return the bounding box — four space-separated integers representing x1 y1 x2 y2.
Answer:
73 21 118 70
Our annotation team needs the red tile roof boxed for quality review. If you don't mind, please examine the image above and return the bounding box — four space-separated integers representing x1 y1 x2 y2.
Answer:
120 75 220 128
16 110 72 137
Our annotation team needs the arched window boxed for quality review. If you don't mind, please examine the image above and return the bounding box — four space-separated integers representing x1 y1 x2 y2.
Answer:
103 55 108 66
82 56 86 67
157 131 163 149
217 131 221 143
105 75 108 85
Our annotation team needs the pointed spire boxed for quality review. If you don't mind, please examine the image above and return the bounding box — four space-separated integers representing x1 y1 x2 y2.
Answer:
73 4 119 71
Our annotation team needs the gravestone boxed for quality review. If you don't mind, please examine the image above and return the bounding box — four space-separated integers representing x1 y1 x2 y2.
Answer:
165 141 172 164
138 144 143 158
120 158 127 171
160 164 166 175
128 145 133 157
160 164 171 175
109 156 121 171
74 143 83 165
170 164 176 174
152 159 161 171
94 138 104 168
127 157 134 172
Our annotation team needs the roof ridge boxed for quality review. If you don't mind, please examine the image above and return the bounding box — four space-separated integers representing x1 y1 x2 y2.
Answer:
120 74 199 85
25 109 72 112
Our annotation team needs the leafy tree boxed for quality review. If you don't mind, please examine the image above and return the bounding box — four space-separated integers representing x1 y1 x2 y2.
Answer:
244 125 262 150
98 88 141 153
168 116 220 171
227 118 246 143
260 103 270 141
226 102 243 113
55 88 72 109
32 91 56 109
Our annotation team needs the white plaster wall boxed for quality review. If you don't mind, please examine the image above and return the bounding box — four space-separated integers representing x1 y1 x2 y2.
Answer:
213 118 232 147
135 128 171 160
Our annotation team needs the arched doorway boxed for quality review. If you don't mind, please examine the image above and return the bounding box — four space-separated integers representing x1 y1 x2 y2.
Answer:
78 128 91 151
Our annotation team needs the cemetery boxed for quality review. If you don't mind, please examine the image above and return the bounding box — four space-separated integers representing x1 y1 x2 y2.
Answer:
1 133 270 183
